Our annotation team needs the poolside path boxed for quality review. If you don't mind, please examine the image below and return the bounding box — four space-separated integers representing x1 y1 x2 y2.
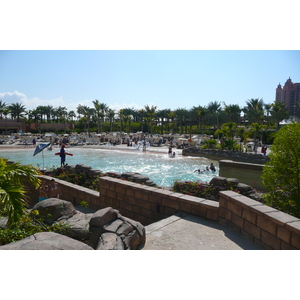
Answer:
143 212 261 250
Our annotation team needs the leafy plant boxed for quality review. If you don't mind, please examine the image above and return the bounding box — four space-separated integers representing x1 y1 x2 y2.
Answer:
0 211 71 246
262 122 300 217
0 158 40 227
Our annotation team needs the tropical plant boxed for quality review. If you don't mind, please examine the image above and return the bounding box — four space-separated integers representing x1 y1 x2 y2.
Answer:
8 102 26 122
207 101 222 130
243 98 265 124
262 122 300 217
0 158 40 227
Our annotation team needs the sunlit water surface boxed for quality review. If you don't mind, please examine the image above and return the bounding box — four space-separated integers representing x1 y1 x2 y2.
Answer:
0 147 219 187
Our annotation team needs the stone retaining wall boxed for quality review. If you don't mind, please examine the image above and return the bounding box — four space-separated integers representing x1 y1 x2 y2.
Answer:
219 191 300 250
27 175 300 250
219 160 265 191
183 148 269 164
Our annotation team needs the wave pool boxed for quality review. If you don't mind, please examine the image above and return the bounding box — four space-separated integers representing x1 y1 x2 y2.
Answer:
0 146 219 187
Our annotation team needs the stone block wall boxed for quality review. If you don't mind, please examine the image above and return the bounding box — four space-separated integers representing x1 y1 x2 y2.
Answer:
219 191 300 250
26 175 300 249
219 160 265 191
99 176 219 226
27 175 100 211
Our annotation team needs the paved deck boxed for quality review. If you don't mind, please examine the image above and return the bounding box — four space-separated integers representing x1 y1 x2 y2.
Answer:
143 212 261 250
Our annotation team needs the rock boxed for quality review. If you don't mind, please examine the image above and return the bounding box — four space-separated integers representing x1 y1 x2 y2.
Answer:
63 212 93 241
123 230 141 250
96 232 124 250
209 176 227 187
121 172 138 179
31 198 77 225
75 164 92 171
118 215 146 249
236 183 253 193
0 232 94 250
89 207 118 227
0 217 8 229
225 178 239 189
130 174 150 183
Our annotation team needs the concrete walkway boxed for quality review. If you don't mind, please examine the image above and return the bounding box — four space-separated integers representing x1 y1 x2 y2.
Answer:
143 212 261 250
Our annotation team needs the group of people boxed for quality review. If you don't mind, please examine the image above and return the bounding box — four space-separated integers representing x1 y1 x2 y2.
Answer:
168 146 176 157
39 179 61 202
194 163 216 174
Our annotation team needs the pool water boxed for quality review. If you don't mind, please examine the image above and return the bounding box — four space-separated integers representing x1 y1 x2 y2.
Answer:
0 147 218 187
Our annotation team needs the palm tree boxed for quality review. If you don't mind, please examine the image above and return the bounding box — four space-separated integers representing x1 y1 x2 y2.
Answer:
167 110 176 134
107 109 115 132
207 101 222 130
192 105 208 135
8 102 26 122
249 122 266 153
93 100 108 133
137 109 146 133
244 98 264 124
77 105 94 134
3 108 11 134
271 100 289 130
144 105 157 134
0 100 8 119
0 158 40 227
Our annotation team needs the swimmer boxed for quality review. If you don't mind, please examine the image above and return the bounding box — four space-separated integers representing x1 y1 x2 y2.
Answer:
210 163 216 172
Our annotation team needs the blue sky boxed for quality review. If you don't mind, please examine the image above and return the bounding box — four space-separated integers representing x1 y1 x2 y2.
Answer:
1 2 299 114
1 50 300 113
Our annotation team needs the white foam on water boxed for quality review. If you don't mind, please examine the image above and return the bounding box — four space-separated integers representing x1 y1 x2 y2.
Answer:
0 147 218 187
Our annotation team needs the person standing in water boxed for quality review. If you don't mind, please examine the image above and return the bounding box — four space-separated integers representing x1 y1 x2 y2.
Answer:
60 144 66 167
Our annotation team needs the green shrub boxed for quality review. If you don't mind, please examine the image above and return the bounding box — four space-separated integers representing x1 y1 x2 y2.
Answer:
262 122 300 217
0 212 70 246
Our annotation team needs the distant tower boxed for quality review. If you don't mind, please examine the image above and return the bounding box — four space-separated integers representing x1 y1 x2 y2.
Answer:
275 77 300 116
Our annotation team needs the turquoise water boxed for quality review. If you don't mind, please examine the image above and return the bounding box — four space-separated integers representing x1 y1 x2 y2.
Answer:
0 147 218 187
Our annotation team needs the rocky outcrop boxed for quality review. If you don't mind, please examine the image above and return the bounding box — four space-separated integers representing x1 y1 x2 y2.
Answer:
0 199 146 250
89 207 146 250
43 164 157 187
209 176 262 201
31 198 77 225
106 171 157 187
0 232 94 250
174 176 262 202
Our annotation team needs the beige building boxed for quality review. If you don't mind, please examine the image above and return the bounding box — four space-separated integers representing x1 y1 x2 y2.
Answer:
276 77 300 116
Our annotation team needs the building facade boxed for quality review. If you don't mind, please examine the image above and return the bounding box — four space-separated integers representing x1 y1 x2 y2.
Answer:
276 77 300 116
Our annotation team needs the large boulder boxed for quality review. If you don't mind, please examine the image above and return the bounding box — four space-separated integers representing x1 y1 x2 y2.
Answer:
96 232 124 250
89 207 146 250
31 198 77 225
63 212 93 241
0 232 93 250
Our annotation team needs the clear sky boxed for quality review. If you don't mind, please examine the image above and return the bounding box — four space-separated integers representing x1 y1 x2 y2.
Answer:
1 2 300 114
1 50 300 113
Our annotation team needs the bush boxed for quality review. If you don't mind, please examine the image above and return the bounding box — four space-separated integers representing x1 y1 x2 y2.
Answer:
0 211 70 246
262 122 300 217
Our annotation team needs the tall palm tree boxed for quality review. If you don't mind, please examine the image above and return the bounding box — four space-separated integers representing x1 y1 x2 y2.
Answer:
271 100 289 130
137 109 146 133
249 122 266 153
0 100 8 119
3 108 11 134
207 101 222 130
107 109 115 132
192 105 208 135
244 98 265 124
8 102 26 122
0 158 40 227
77 105 94 134
92 100 108 133
167 110 176 134
144 105 157 134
